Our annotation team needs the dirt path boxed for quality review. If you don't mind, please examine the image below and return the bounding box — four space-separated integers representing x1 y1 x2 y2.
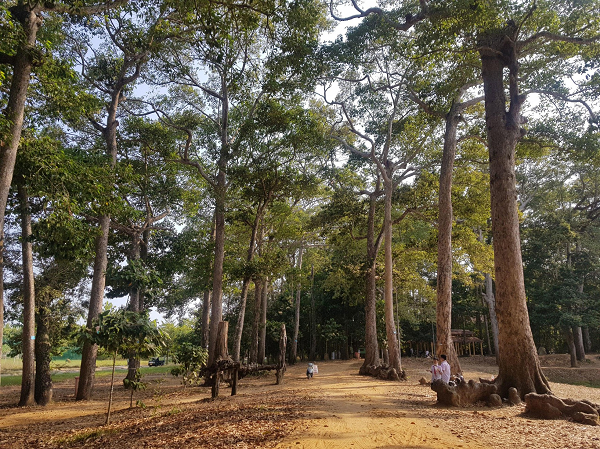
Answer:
1 356 600 448
275 360 485 449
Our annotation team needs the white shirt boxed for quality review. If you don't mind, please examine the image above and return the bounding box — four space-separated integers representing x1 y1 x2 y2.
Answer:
431 364 442 381
440 360 451 383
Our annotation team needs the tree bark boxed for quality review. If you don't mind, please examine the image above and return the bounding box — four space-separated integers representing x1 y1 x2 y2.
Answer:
258 278 268 364
565 327 578 368
309 264 317 361
573 326 586 362
201 290 211 350
126 234 141 382
483 273 499 357
34 298 52 406
77 215 110 400
233 206 264 362
361 184 382 372
383 177 401 376
207 174 226 366
583 327 592 353
250 279 262 364
276 323 286 385
480 35 550 397
18 184 36 406
290 244 303 365
0 9 42 386
435 109 461 375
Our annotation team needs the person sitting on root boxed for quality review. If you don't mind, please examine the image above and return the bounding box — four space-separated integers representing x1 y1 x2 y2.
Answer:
430 356 442 383
439 354 451 384
307 362 314 379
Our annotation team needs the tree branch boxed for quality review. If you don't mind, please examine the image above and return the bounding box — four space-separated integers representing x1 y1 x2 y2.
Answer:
329 0 429 31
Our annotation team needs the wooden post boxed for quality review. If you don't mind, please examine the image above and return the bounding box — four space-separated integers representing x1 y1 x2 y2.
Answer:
276 324 287 385
211 373 220 398
480 342 483 356
231 368 238 396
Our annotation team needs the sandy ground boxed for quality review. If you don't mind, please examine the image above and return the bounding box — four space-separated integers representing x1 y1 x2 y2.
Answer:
1 356 600 448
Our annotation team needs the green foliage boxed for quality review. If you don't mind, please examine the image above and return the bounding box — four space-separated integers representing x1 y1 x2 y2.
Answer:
80 309 167 359
168 325 208 386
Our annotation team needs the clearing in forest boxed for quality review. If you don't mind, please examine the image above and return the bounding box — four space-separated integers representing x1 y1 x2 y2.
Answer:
1 356 600 448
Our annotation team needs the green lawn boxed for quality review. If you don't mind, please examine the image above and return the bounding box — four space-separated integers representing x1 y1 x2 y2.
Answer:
0 361 173 387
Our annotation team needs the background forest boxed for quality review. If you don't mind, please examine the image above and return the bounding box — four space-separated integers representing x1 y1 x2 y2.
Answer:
1 0 600 406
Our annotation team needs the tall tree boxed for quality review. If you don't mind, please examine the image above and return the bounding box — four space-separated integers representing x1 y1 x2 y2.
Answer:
0 0 130 381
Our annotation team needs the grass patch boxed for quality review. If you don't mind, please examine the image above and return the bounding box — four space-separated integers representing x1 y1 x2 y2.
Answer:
54 427 118 445
1 364 173 387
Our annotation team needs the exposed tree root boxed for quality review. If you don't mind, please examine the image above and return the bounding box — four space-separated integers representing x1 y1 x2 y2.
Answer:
359 364 406 381
525 393 600 426
431 379 498 406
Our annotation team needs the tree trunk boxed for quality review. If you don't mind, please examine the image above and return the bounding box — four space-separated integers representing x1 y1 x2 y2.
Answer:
258 278 268 364
483 273 499 358
583 327 592 353
18 184 36 406
573 326 586 362
309 265 317 361
480 40 550 397
78 81 122 400
290 245 303 365
207 175 226 366
0 9 42 387
105 352 117 425
435 110 461 375
201 290 211 350
126 234 141 382
233 207 263 362
34 299 52 406
250 280 262 364
77 215 110 400
361 184 381 372
565 328 578 368
383 178 401 376
233 277 250 362
276 323 287 385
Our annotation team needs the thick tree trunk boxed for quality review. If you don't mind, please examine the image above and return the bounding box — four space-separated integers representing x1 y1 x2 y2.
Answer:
250 280 262 363
361 186 381 372
480 43 550 397
383 178 401 377
565 328 578 368
573 326 586 362
290 245 303 365
435 111 461 375
18 184 36 406
258 278 268 364
34 300 52 406
207 175 226 366
77 215 110 400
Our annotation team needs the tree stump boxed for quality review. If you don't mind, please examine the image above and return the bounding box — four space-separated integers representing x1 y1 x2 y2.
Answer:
431 379 498 406
525 393 600 425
